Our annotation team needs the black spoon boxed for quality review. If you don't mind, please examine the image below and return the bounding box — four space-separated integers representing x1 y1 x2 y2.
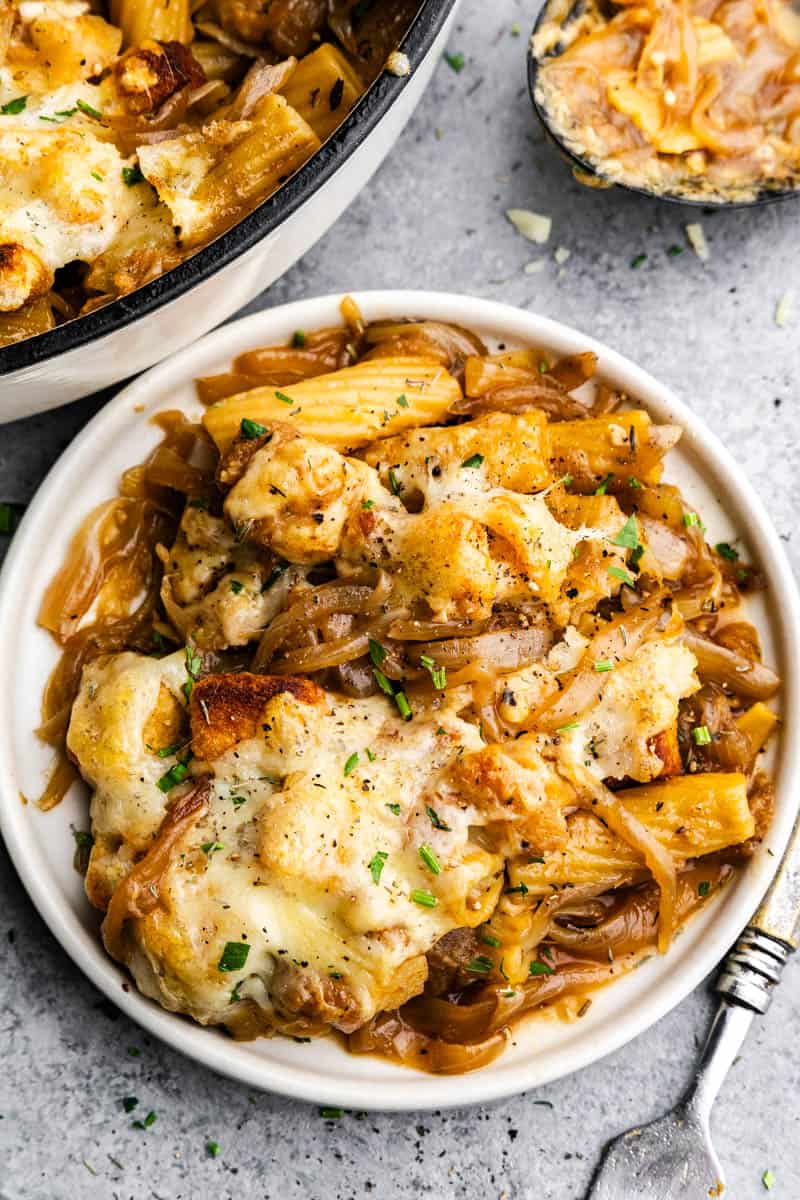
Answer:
526 0 800 208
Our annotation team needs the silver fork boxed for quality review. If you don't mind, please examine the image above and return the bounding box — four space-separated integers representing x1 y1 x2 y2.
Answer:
586 812 800 1200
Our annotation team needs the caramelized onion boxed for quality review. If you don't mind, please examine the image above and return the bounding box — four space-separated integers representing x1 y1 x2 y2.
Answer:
38 498 173 643
364 320 486 380
410 628 553 673
253 573 392 669
684 630 780 700
102 781 211 961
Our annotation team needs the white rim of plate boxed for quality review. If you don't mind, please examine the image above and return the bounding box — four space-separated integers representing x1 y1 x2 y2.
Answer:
1 290 798 1112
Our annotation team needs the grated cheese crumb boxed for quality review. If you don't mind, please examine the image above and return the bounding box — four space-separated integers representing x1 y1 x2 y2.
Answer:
686 222 710 262
554 246 571 265
385 50 411 77
524 259 546 274
775 291 795 328
506 208 552 244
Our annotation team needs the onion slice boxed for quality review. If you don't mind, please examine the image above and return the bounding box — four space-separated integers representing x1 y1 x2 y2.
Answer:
566 764 678 953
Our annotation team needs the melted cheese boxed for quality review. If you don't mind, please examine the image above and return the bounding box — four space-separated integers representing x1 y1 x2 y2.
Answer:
0 120 142 307
69 652 551 1032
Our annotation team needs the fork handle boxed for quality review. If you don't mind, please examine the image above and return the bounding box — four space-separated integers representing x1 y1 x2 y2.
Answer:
714 810 800 1011
715 926 792 1013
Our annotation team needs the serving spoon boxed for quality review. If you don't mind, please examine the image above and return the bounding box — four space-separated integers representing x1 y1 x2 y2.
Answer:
584 808 800 1199
526 1 800 208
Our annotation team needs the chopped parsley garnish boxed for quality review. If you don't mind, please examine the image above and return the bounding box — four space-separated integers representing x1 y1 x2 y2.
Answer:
394 690 412 721
594 660 614 673
232 794 248 808
561 473 573 488
320 1108 343 1119
698 881 711 897
418 844 441 875
715 541 739 561
201 842 224 857
529 960 555 976
229 579 244 594
505 882 529 896
388 467 403 495
292 329 306 347
630 253 647 269
556 720 581 733
667 244 684 257
122 1097 138 1113
538 360 549 374
91 170 104 182
369 638 387 667
368 851 387 884
629 476 643 489
206 1141 221 1158
612 514 640 550
608 564 635 588
386 802 401 815
362 499 375 510
372 667 394 696
133 1111 157 1130
465 956 494 975
230 981 243 1002
692 725 712 746
461 453 484 469
183 642 202 701
366 748 376 762
443 50 465 72
240 417 268 439
1 95 27 115
122 163 143 187
275 390 293 405
683 511 702 528
343 751 359 777
0 501 22 534
594 473 614 495
480 932 501 948
420 654 446 690
426 805 450 831
73 829 93 852
217 941 250 972
76 98 103 121
397 393 409 408
156 762 190 792
410 888 437 908
762 1169 776 1190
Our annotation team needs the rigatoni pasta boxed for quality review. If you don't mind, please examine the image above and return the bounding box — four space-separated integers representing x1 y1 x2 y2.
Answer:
36 300 780 1073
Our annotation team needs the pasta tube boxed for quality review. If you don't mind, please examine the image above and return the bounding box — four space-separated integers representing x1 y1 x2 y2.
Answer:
280 44 364 142
203 358 463 453
511 773 754 895
110 0 192 47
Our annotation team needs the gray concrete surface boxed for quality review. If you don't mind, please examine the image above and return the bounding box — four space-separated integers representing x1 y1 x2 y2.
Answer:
1 2 799 1197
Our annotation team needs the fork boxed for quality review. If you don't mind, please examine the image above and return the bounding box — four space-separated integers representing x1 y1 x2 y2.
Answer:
586 811 800 1199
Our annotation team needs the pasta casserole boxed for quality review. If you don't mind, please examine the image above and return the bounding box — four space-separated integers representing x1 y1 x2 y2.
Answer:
532 0 800 202
0 0 420 348
37 300 780 1073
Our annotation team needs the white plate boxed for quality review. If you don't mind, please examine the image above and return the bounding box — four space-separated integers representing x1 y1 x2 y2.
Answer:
1 292 798 1111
